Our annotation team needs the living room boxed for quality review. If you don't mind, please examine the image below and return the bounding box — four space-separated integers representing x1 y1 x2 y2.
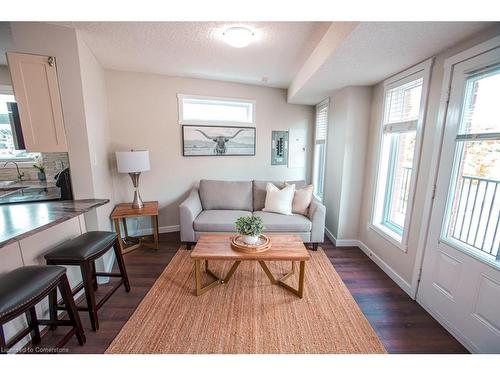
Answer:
0 0 499 372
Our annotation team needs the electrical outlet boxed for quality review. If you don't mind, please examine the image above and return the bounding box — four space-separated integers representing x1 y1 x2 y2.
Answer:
55 160 63 169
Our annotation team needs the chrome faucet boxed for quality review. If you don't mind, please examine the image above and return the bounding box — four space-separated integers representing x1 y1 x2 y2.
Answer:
2 161 25 181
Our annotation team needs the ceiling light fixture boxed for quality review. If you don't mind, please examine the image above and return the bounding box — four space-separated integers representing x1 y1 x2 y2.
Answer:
222 27 255 48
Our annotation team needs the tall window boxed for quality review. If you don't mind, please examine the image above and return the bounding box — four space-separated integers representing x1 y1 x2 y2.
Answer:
372 61 431 248
0 89 38 162
313 98 329 200
443 66 500 261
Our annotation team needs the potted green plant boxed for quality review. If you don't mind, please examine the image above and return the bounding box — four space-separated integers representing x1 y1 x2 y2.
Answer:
235 215 264 245
33 157 46 181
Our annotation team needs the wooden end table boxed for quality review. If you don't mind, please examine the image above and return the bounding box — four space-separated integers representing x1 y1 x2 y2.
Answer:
110 201 159 254
190 234 310 298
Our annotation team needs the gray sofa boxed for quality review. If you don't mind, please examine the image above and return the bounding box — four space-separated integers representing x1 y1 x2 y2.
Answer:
179 180 326 250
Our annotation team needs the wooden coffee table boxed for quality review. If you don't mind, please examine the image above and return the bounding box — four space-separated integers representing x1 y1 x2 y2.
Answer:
190 234 310 298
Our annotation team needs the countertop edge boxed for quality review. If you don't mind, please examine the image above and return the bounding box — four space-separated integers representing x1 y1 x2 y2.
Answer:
0 199 110 248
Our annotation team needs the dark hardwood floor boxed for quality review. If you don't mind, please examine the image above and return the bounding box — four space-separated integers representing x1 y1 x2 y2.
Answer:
38 232 467 354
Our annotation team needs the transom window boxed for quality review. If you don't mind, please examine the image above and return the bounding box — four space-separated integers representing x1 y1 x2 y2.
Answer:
443 66 500 261
178 94 255 126
371 60 431 249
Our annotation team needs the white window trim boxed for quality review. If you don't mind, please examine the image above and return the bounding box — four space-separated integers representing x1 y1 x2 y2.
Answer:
312 97 329 202
177 93 256 126
370 58 434 252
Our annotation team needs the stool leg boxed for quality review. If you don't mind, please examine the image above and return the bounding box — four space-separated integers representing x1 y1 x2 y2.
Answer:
81 261 99 331
58 274 86 345
91 261 98 291
114 238 131 292
25 307 41 345
48 288 58 331
0 324 7 354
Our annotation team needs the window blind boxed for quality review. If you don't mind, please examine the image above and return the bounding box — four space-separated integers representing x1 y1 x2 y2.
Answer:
384 78 423 133
315 99 329 143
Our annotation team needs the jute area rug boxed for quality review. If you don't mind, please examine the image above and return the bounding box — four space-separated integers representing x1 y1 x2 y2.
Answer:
106 247 386 354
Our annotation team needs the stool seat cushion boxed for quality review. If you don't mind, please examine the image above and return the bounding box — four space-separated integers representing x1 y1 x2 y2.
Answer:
0 265 65 319
45 231 118 261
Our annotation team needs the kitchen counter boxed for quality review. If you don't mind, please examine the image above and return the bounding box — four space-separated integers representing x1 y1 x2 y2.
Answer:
0 199 109 248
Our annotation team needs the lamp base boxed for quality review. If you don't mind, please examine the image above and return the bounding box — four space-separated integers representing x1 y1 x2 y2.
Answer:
129 172 145 209
132 190 144 209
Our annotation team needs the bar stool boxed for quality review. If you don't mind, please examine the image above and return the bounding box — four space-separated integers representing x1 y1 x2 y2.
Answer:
44 231 130 331
0 265 85 353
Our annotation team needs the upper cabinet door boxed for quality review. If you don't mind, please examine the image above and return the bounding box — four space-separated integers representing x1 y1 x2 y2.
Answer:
6 52 68 152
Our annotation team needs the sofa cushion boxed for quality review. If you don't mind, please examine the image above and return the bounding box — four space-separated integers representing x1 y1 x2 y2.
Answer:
285 182 314 215
253 180 307 211
253 211 312 232
199 180 253 211
262 183 295 215
253 180 284 211
194 210 252 232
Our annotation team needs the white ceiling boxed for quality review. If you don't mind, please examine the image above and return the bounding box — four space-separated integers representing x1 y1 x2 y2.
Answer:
289 22 497 104
63 21 330 89
3 21 498 104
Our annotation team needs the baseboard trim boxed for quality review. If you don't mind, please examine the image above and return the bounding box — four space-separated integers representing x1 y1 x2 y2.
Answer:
325 227 336 245
335 239 360 247
159 225 180 234
357 240 414 297
325 227 366 247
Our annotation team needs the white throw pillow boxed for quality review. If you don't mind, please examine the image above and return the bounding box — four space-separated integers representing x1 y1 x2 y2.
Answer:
286 183 314 215
262 183 295 215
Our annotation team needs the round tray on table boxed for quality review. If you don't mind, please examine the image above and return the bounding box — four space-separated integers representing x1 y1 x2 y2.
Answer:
231 234 271 253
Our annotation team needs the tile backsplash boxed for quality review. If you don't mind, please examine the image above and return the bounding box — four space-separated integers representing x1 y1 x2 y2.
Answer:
0 152 70 182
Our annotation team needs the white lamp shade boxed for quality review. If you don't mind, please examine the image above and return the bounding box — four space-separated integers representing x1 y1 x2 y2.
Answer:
116 150 150 173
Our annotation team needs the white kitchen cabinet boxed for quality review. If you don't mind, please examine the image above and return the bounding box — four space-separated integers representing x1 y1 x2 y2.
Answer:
6 52 68 152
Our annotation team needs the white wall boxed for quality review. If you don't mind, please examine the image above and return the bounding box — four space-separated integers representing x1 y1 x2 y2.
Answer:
105 70 315 230
323 86 371 242
357 26 500 291
76 32 115 231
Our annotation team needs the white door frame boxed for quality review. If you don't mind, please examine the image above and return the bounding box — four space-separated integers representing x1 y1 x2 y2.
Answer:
410 35 500 299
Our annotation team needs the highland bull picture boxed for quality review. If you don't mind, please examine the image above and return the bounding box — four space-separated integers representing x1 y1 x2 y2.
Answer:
182 125 256 156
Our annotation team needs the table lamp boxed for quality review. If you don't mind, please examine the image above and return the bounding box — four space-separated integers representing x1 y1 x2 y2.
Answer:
116 150 150 209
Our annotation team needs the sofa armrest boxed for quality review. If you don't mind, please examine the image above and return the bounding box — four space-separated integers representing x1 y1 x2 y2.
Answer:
179 187 202 242
308 197 326 243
